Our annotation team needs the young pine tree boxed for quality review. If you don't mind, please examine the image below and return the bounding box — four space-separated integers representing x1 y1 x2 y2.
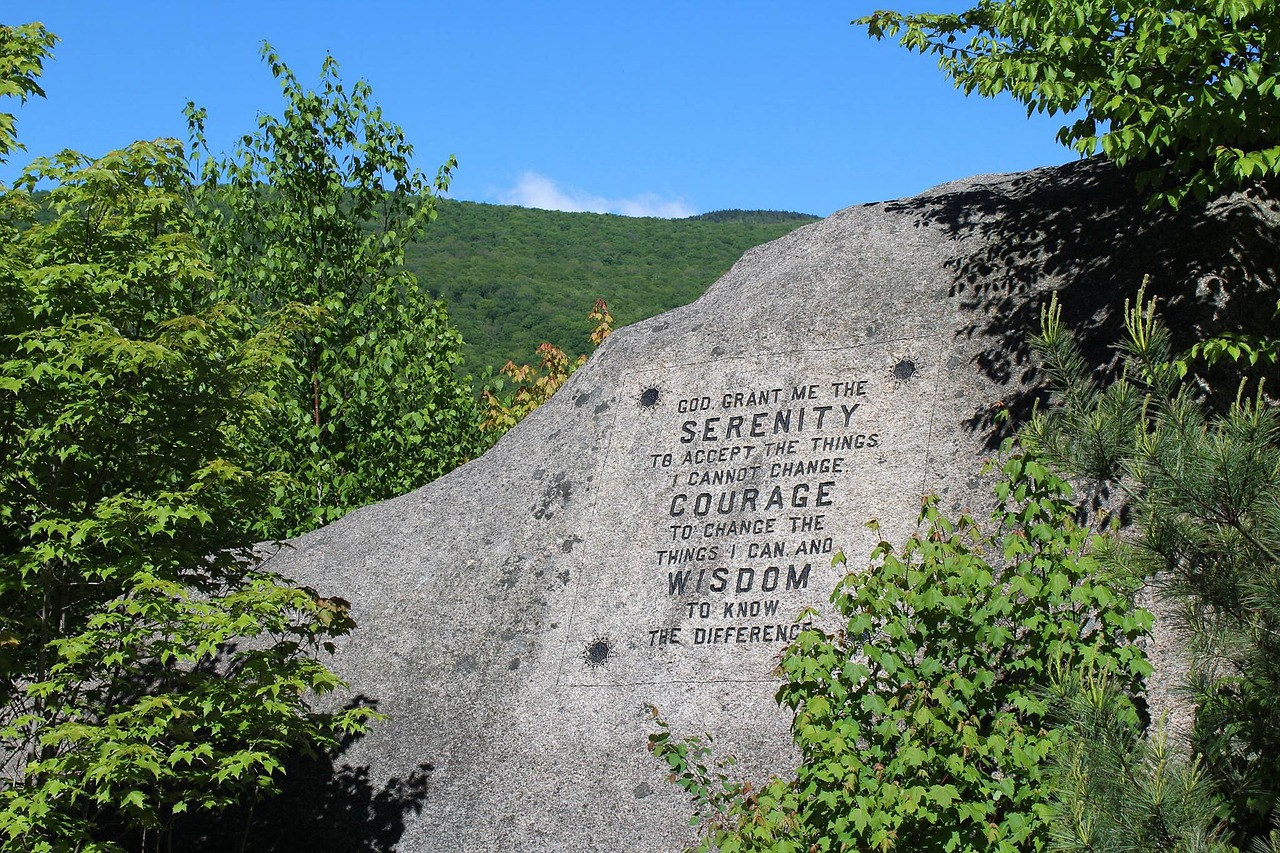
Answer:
1024 288 1280 848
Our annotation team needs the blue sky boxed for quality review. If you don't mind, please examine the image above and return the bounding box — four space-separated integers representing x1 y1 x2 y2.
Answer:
4 1 1081 217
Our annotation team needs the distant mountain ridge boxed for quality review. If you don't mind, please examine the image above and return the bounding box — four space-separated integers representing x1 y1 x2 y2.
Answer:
25 189 815 376
682 209 816 224
406 200 819 373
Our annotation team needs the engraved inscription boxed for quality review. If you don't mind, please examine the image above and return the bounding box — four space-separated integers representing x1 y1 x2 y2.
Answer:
561 344 938 687
645 378 878 650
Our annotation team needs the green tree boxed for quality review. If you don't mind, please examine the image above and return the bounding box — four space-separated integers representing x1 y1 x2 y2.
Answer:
858 0 1280 207
0 24 55 165
187 45 485 538
0 34 373 850
1042 673 1234 852
1024 290 1280 846
653 453 1152 852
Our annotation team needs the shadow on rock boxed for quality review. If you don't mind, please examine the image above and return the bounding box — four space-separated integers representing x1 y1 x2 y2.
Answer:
187 697 432 853
885 157 1280 444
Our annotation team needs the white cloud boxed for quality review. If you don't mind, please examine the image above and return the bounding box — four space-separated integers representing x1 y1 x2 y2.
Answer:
615 194 698 219
497 172 695 219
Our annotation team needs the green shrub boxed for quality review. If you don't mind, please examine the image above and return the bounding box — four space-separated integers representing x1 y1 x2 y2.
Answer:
655 452 1152 852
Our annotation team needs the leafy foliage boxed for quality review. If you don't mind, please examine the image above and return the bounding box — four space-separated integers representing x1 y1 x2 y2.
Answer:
648 711 745 839
0 24 55 164
1 573 368 852
0 134 373 850
858 1 1280 207
1173 294 1280 376
480 298 613 434
1024 289 1280 845
655 454 1152 852
187 45 485 538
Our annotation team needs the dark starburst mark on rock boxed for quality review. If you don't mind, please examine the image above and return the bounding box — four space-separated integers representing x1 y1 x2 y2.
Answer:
639 386 661 408
583 637 613 667
893 358 917 382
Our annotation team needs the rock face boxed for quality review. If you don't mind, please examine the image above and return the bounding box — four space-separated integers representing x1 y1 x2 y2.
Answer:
262 159 1280 852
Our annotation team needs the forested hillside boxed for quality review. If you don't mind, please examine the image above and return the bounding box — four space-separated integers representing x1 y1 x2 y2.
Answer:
406 201 818 373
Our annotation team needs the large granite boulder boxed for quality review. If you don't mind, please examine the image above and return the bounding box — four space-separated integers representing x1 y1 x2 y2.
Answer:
259 158 1280 852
